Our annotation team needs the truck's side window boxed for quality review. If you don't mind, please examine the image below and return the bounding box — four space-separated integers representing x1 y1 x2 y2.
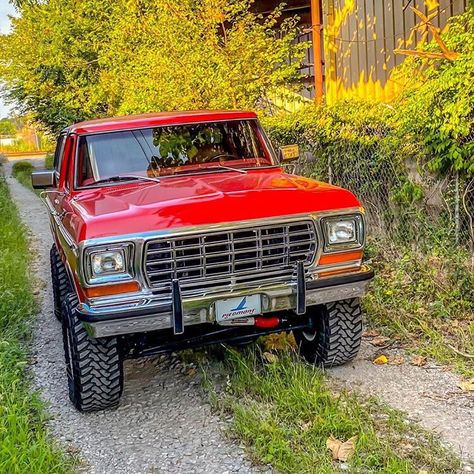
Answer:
53 134 67 172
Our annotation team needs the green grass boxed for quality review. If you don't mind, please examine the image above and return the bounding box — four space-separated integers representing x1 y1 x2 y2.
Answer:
364 240 474 377
0 174 72 472
44 153 54 170
12 157 54 194
12 161 35 191
201 346 461 474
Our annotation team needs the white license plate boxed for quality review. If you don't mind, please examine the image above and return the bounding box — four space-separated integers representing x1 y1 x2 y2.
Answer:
215 295 262 323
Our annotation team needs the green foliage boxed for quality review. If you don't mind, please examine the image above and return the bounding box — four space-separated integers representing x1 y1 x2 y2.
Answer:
263 101 416 240
0 118 16 136
12 160 34 176
204 347 461 473
264 100 397 180
44 153 54 170
365 239 474 377
12 160 35 190
393 6 474 175
0 0 306 134
0 177 72 472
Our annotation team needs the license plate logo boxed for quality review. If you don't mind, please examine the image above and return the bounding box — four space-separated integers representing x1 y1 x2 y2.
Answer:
215 295 261 322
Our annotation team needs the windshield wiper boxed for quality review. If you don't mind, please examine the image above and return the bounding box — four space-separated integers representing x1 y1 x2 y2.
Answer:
92 175 160 186
211 164 247 174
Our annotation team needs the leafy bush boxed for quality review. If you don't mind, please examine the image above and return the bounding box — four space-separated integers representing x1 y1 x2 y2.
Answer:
12 161 35 190
262 10 474 374
0 118 16 136
391 7 474 176
12 161 34 176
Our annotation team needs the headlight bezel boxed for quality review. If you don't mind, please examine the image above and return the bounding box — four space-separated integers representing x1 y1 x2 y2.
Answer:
321 213 364 252
83 243 135 285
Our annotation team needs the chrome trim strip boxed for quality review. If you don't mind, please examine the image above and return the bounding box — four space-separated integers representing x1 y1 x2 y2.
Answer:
41 193 78 253
81 266 373 338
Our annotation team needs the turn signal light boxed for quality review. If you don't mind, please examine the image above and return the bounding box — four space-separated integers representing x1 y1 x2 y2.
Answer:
318 250 363 266
84 281 140 298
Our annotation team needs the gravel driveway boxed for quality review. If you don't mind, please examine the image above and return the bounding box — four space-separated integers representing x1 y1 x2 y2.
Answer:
3 158 474 472
4 160 260 474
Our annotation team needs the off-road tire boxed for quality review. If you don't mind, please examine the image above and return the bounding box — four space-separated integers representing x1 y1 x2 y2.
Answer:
62 293 123 412
294 298 362 367
50 244 72 321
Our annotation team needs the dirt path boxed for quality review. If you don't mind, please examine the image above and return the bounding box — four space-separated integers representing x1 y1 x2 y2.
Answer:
4 159 473 472
333 342 474 468
4 160 260 474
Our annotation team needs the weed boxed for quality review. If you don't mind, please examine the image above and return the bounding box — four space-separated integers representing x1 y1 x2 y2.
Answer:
0 174 72 472
202 346 461 473
365 239 474 376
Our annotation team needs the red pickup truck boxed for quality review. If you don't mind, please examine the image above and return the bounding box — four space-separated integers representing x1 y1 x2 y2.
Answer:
32 110 373 412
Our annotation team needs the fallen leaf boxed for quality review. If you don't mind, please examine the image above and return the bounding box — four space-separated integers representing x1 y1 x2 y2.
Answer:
262 352 279 364
418 470 429 474
326 435 357 461
389 355 405 365
362 329 380 338
370 336 391 347
411 355 427 367
373 354 388 365
458 379 474 392
186 367 197 377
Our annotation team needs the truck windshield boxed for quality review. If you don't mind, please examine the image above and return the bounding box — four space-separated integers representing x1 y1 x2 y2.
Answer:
77 120 275 187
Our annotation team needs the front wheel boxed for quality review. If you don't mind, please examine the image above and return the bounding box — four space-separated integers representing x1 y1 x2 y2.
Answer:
294 298 363 367
62 294 123 412
50 244 72 321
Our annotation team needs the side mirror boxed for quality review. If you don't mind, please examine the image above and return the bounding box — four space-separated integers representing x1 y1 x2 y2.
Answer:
279 144 300 163
32 170 56 189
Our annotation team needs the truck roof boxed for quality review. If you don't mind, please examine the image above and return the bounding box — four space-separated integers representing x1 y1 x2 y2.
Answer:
67 110 258 135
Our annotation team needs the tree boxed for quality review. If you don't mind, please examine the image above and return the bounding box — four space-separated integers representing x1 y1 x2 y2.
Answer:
0 0 306 134
0 118 16 136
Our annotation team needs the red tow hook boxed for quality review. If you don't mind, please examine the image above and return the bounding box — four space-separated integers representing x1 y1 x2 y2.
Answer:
254 316 280 328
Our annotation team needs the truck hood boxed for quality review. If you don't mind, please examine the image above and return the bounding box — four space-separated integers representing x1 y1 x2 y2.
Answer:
68 168 361 241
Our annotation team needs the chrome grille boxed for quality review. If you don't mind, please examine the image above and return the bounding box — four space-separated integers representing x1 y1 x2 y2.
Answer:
144 221 317 294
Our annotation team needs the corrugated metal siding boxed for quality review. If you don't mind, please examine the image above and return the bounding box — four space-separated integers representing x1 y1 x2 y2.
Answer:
323 0 468 102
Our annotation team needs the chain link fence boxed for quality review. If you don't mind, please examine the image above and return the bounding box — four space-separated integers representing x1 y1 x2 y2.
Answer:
286 125 474 255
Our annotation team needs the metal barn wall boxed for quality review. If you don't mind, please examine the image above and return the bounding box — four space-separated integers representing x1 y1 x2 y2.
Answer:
323 0 469 102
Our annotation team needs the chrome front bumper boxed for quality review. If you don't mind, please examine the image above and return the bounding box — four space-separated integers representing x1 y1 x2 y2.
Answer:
78 266 374 338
